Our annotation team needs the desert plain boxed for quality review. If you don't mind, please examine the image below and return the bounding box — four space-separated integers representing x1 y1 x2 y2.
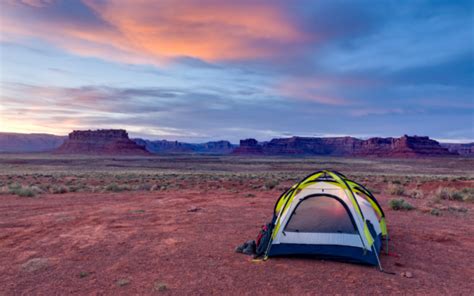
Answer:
1 154 473 295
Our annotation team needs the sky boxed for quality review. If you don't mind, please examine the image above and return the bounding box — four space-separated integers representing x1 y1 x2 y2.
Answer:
0 0 473 143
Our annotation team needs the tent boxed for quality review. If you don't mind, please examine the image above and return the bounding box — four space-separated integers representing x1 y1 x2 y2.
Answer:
259 170 388 268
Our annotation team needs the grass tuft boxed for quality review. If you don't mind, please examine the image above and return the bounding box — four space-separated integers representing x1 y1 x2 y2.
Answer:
434 187 473 202
263 180 279 190
388 198 415 211
153 281 168 292
407 189 424 199
105 183 130 192
7 184 42 197
387 183 405 196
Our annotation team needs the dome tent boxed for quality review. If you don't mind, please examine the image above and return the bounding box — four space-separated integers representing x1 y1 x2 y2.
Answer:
258 170 388 269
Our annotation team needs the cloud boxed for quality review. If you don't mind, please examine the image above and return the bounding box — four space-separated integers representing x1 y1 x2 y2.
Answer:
275 76 377 105
1 1 473 142
1 0 310 64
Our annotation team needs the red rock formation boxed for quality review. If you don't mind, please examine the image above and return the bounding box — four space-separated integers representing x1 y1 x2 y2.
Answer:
232 139 263 154
55 129 150 155
262 136 362 155
354 135 457 157
234 135 457 157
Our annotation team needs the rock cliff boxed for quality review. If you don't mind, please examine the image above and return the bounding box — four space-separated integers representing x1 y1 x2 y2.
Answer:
55 129 150 155
233 135 456 157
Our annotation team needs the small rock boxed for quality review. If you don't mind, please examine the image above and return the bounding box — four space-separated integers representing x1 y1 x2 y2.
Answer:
21 258 49 272
116 279 130 287
394 262 404 267
187 206 201 212
401 271 413 278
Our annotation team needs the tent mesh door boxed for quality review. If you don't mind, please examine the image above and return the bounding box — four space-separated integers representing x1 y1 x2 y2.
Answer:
284 195 357 234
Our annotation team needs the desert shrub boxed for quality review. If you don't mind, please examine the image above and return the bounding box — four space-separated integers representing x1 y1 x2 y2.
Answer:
105 183 130 192
388 198 415 211
245 193 256 198
8 183 21 192
134 183 152 191
408 189 424 199
434 187 471 201
7 184 42 197
0 186 10 195
430 208 441 216
459 188 474 202
154 281 167 292
50 185 69 194
264 180 279 190
387 183 405 196
14 187 36 197
448 206 468 213
67 185 79 192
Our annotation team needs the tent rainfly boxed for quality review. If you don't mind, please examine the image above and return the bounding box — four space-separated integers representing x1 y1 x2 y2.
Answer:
258 170 388 269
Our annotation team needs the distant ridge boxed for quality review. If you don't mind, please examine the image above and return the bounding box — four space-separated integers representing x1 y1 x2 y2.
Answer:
441 142 474 157
133 138 235 154
0 132 65 152
233 135 458 157
0 131 470 157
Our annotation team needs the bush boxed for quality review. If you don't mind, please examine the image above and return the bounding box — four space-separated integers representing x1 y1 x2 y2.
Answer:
408 189 424 199
434 187 473 202
105 183 130 192
389 198 415 211
15 187 36 197
8 184 42 197
457 188 474 202
154 281 167 292
51 185 69 194
264 180 279 190
387 183 405 196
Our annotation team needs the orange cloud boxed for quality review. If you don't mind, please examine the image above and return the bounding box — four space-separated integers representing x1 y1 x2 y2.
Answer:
1 0 310 64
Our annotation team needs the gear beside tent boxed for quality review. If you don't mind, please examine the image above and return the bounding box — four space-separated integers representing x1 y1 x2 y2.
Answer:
237 170 389 270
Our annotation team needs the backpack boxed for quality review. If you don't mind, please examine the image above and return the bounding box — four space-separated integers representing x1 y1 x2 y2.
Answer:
255 222 273 257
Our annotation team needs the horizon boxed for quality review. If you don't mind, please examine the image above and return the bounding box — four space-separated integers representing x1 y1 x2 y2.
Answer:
1 1 473 143
1 129 472 145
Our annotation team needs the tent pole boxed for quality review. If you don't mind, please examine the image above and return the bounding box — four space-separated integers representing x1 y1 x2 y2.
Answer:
372 244 383 271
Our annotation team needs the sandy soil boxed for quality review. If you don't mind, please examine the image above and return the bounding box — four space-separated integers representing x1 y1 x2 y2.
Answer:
1 187 473 295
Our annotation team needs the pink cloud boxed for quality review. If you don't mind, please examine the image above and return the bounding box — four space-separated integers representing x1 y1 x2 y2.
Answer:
1 0 311 64
276 77 352 105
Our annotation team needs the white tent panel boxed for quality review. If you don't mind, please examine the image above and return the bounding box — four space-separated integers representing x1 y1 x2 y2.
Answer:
275 232 364 248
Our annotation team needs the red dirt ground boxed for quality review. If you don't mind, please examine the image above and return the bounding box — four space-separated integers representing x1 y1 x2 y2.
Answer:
1 188 473 295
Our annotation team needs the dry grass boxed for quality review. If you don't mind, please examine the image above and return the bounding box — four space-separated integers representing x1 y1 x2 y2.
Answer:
388 198 415 211
386 183 406 196
434 187 474 202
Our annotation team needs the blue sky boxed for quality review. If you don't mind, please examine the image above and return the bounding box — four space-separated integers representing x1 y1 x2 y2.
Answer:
0 0 472 143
